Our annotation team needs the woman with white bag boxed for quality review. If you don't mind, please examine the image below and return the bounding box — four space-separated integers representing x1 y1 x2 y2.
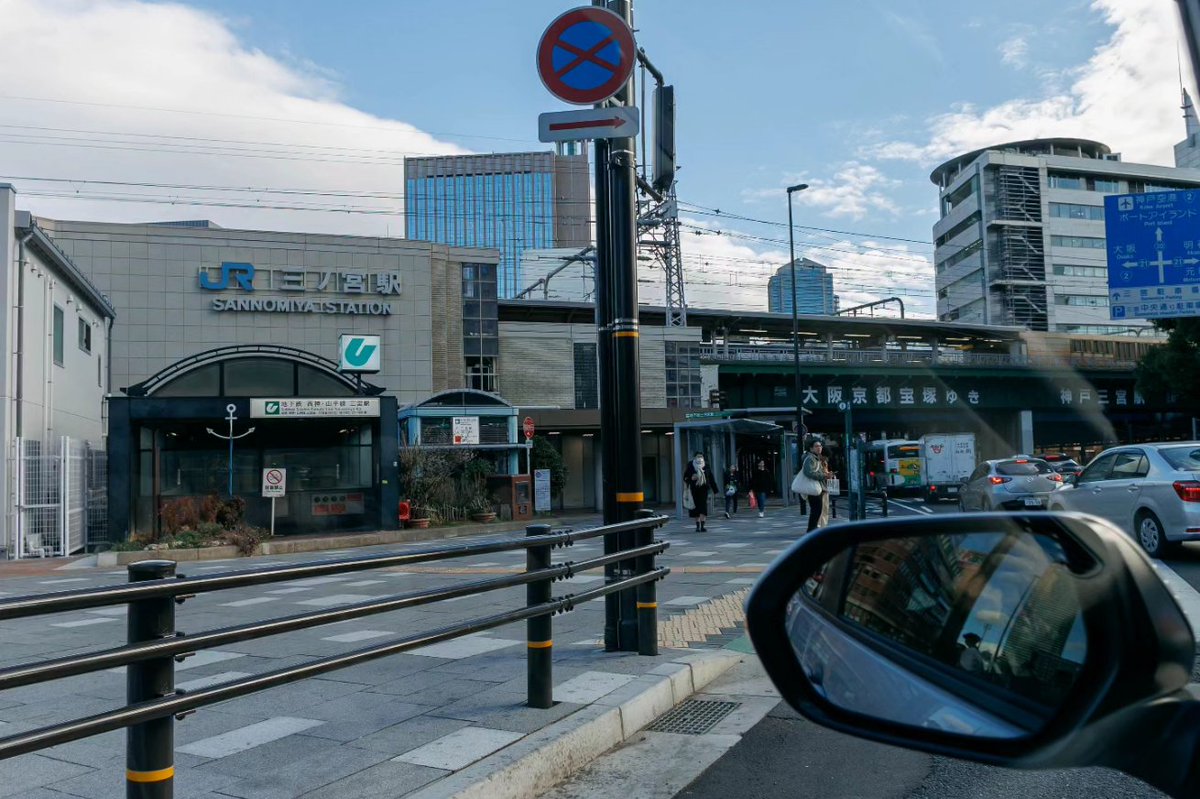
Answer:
791 439 830 533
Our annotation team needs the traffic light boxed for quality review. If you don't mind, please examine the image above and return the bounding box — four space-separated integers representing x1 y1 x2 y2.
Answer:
709 389 728 409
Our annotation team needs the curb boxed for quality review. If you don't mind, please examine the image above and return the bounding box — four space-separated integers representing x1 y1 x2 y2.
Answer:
92 517 567 568
406 649 744 799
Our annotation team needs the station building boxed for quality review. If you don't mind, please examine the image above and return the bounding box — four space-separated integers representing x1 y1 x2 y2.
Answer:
37 214 500 542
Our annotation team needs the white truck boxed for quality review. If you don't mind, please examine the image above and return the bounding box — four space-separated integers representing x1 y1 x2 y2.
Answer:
919 433 976 503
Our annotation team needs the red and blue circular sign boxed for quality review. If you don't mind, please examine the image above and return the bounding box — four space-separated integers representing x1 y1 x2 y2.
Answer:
537 6 636 105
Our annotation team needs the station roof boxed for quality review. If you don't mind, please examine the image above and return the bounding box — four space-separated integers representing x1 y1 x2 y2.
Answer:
499 300 1024 346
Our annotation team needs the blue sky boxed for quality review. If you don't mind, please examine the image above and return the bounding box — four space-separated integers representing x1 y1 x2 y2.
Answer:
0 0 1188 314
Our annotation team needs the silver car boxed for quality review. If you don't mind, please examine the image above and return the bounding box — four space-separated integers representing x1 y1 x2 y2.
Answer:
1048 442 1200 558
958 458 1063 512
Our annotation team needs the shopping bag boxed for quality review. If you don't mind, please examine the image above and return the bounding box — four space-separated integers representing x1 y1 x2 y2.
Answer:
827 478 841 497
682 488 695 511
748 491 758 510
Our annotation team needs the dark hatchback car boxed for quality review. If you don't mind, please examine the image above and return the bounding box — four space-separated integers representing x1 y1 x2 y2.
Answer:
1041 453 1084 477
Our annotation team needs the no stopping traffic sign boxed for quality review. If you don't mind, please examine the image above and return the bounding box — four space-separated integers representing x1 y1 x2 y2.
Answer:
537 6 636 105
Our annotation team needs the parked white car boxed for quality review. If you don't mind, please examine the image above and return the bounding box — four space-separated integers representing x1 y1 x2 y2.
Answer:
1048 442 1200 557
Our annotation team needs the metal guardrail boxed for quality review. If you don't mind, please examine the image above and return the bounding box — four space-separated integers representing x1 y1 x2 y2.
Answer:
700 346 1139 371
0 512 669 797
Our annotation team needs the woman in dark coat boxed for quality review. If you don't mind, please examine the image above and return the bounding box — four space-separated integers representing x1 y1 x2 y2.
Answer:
682 451 718 532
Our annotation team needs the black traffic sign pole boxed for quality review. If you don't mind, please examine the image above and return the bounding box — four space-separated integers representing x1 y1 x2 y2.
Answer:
126 560 176 799
606 0 644 652
591 1 621 653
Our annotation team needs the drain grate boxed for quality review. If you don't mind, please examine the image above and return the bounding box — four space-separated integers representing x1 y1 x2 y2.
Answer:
645 699 740 735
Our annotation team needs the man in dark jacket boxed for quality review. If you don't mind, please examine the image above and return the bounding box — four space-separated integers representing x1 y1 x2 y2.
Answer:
750 460 772 518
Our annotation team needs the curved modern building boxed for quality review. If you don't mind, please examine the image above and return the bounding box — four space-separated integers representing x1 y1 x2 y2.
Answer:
930 137 1200 332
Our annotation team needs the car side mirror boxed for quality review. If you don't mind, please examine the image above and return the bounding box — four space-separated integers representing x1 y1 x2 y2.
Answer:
1063 474 1078 486
745 513 1198 797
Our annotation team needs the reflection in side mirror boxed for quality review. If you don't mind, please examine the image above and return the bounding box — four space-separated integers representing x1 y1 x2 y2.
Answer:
1063 474 1078 486
790 531 1092 739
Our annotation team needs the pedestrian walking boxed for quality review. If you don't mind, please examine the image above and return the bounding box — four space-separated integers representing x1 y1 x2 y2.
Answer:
723 464 740 519
750 459 772 518
682 452 718 532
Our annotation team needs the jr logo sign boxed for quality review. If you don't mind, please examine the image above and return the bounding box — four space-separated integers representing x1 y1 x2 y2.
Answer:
199 262 255 291
338 334 382 373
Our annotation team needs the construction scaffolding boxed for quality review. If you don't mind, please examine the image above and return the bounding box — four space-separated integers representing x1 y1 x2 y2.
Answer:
990 166 1049 330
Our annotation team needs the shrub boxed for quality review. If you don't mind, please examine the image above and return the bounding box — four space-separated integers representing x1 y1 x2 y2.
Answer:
223 524 265 557
217 496 246 528
159 497 200 538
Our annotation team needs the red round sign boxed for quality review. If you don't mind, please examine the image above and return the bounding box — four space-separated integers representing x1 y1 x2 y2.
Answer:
536 6 636 105
523 417 536 440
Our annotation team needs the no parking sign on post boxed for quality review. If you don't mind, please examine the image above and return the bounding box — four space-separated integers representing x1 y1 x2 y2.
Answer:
536 6 636 105
262 468 286 537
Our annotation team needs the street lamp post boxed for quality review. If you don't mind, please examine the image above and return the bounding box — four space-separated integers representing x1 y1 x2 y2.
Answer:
786 183 809 444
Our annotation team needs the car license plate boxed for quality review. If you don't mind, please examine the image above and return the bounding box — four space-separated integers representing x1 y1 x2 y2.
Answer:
1024 498 1043 507
947 486 958 494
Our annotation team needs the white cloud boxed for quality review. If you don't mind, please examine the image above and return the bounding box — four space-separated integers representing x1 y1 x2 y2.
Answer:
0 0 468 234
743 163 902 221
875 0 1187 166
999 35 1029 68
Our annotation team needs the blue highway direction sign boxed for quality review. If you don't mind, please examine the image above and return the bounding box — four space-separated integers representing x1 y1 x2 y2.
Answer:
1105 190 1200 319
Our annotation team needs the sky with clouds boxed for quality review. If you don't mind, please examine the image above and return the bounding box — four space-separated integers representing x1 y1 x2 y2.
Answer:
0 0 1190 317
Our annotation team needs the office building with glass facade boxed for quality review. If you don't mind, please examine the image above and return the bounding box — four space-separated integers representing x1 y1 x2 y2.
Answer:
767 259 839 315
404 151 591 299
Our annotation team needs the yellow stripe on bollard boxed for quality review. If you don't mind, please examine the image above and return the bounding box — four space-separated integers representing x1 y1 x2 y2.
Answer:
126 766 175 783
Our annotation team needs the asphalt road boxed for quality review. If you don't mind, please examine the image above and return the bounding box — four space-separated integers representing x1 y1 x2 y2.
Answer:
676 495 1172 799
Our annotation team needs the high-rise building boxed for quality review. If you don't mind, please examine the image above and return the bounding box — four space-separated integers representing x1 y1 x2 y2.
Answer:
404 149 591 298
767 258 838 315
930 138 1200 333
1175 89 1200 169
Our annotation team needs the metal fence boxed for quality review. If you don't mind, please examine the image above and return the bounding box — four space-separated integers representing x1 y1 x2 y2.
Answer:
0 513 669 796
7 437 107 559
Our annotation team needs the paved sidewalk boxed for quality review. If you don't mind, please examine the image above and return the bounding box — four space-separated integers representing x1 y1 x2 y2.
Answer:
0 502 904 798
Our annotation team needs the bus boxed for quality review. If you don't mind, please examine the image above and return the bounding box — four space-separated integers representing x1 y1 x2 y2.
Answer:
865 440 922 492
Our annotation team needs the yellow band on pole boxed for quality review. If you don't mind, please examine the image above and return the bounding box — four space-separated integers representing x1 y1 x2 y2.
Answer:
636 602 658 609
613 331 639 338
126 767 175 784
527 640 553 649
616 492 644 502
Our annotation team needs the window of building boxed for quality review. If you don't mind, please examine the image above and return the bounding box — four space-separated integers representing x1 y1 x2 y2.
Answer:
935 212 981 247
1053 264 1107 278
78 318 92 353
1049 203 1105 221
466 356 498 393
97 354 102 387
573 342 598 410
224 359 296 396
665 341 702 409
941 176 977 217
1093 179 1120 193
935 239 982 274
1048 174 1085 190
53 305 64 366
1055 294 1109 307
463 263 500 362
1138 182 1184 193
1050 235 1106 249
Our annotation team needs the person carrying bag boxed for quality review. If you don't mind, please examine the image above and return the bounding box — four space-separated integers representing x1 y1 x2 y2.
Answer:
791 438 830 533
